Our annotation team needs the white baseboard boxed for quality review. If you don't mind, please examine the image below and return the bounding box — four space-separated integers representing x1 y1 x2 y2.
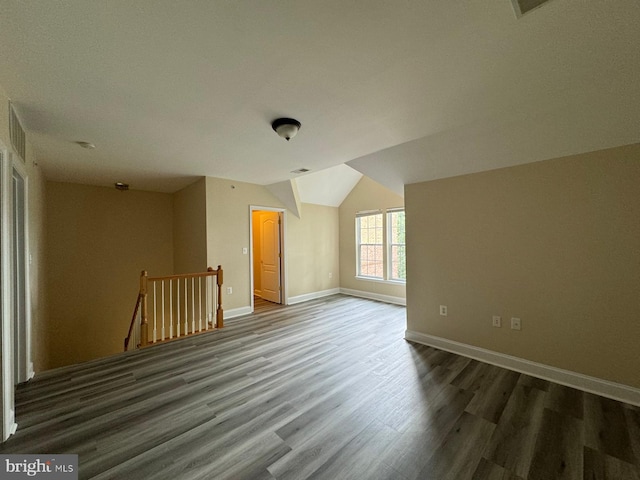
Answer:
224 306 253 320
6 409 17 439
340 288 406 306
288 288 341 305
405 330 640 407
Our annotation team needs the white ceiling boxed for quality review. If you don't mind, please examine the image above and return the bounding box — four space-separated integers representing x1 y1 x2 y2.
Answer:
296 165 363 207
0 0 639 196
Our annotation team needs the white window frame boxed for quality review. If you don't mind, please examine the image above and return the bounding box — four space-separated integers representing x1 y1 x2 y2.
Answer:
355 211 384 279
387 208 406 283
355 208 406 284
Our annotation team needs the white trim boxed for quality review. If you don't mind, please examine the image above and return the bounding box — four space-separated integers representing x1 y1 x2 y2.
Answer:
0 143 15 441
224 306 253 319
354 275 405 286
340 287 406 306
27 361 34 381
8 410 16 436
10 158 31 384
288 288 340 305
405 330 640 407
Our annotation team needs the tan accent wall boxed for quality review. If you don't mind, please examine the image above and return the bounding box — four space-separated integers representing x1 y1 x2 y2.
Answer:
173 178 207 274
46 182 173 369
405 144 640 388
339 176 406 299
288 203 340 298
0 87 49 373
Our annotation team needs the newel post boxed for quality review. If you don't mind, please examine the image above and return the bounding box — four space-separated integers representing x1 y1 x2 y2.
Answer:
140 270 149 346
216 265 224 328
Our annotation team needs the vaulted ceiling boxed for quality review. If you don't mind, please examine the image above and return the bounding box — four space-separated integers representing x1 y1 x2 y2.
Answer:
1 1 638 198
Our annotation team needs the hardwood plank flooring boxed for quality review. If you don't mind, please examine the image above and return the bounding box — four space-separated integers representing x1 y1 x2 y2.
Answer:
527 408 584 480
483 384 546 477
1 294 638 480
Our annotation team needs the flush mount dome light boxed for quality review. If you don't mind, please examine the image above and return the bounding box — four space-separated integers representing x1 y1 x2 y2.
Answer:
271 118 301 141
76 141 96 149
115 182 129 191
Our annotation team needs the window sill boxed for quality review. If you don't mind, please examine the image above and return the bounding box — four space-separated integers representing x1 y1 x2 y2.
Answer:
354 276 406 286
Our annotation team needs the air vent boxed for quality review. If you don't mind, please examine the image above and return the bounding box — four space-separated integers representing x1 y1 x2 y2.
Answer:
76 141 96 149
8 101 26 162
291 168 310 174
511 0 552 17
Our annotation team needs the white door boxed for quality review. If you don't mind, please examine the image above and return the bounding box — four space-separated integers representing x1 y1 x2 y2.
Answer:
260 212 281 303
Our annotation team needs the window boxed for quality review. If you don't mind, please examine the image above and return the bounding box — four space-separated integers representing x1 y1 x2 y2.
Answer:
356 212 383 278
387 209 406 281
356 208 406 282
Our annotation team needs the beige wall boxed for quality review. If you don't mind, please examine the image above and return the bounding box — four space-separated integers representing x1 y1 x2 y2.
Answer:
205 177 341 311
26 160 48 372
288 203 340 298
205 177 286 311
46 182 173 368
173 178 207 274
339 176 406 299
405 144 640 388
0 87 49 373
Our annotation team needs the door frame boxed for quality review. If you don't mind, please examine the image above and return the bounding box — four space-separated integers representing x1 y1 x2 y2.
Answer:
11 158 31 385
249 205 287 312
1 146 15 440
1 146 32 442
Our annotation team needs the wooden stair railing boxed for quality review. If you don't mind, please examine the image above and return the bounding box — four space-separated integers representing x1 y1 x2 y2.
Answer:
124 266 224 351
124 293 143 351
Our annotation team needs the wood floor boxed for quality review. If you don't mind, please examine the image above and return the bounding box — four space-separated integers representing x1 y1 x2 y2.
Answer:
2 295 639 480
253 295 286 314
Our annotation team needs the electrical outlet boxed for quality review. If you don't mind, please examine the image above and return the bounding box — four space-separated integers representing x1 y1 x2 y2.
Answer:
227 287 233 295
439 305 448 316
492 315 501 328
328 272 333 279
242 247 248 254
511 317 521 330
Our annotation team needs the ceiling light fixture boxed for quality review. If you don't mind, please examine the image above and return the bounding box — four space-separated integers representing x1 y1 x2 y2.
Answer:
114 182 129 191
271 118 301 141
76 141 96 149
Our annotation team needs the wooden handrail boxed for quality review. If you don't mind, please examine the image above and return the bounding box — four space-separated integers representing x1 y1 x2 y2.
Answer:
215 266 224 329
124 293 143 351
147 268 221 282
126 266 224 350
140 270 149 347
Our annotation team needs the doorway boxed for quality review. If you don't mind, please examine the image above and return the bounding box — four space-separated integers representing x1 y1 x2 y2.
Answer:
251 207 285 309
1 148 30 440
